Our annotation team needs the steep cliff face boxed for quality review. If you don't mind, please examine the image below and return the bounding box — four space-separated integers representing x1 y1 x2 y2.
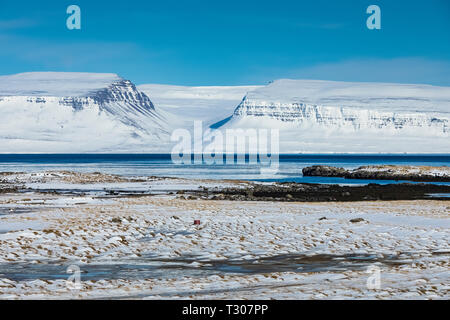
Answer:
56 79 154 111
223 79 450 153
0 72 169 152
82 79 166 134
233 99 449 133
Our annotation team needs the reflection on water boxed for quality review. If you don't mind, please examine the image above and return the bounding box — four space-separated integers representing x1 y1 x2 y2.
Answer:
0 207 35 216
427 193 450 198
0 252 414 282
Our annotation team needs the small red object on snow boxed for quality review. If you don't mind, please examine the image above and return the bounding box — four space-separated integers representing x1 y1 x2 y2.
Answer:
194 220 201 225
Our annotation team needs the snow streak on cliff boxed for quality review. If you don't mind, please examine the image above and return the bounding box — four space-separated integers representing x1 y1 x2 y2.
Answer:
0 73 169 152
225 80 450 153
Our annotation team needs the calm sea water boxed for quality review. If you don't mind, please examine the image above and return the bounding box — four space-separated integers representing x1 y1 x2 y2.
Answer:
0 154 449 185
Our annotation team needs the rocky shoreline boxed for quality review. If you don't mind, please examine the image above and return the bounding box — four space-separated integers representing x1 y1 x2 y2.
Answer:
184 182 450 202
302 165 450 182
1 170 449 203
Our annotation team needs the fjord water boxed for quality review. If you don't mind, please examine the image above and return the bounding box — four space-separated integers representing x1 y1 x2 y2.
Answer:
0 154 449 185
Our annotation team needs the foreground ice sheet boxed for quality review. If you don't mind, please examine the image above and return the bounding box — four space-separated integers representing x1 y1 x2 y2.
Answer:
0 172 448 299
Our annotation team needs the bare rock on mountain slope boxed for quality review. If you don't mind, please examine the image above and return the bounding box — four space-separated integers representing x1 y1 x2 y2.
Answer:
0 72 170 152
220 79 450 153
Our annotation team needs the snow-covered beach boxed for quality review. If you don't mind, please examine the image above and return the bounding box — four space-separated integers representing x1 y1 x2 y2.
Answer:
0 172 448 299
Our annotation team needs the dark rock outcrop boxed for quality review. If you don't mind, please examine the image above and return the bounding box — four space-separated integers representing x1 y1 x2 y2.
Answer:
302 165 347 177
302 165 450 182
186 182 450 202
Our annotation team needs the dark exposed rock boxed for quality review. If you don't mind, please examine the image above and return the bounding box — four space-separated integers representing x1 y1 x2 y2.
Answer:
188 181 450 202
302 165 347 177
350 218 366 223
302 165 450 182
0 186 20 193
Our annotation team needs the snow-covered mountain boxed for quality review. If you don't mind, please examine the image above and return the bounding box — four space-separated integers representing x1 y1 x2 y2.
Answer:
0 72 169 152
1 73 449 153
219 79 450 153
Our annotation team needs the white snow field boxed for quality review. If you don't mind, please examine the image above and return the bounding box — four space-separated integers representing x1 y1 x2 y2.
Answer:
0 173 448 299
1 73 450 153
235 79 450 113
138 83 261 128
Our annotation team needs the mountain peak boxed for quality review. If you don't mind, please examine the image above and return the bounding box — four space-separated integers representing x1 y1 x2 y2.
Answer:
0 72 123 97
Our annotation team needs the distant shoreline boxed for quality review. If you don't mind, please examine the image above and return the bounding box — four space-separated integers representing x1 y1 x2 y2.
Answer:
1 170 449 202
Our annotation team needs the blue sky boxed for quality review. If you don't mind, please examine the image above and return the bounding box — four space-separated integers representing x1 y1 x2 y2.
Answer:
0 0 449 85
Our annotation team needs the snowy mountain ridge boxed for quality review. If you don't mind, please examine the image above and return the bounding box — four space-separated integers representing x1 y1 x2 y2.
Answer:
224 79 450 153
230 79 450 132
0 73 449 153
0 72 168 152
232 98 449 133
0 72 122 97
237 79 450 113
